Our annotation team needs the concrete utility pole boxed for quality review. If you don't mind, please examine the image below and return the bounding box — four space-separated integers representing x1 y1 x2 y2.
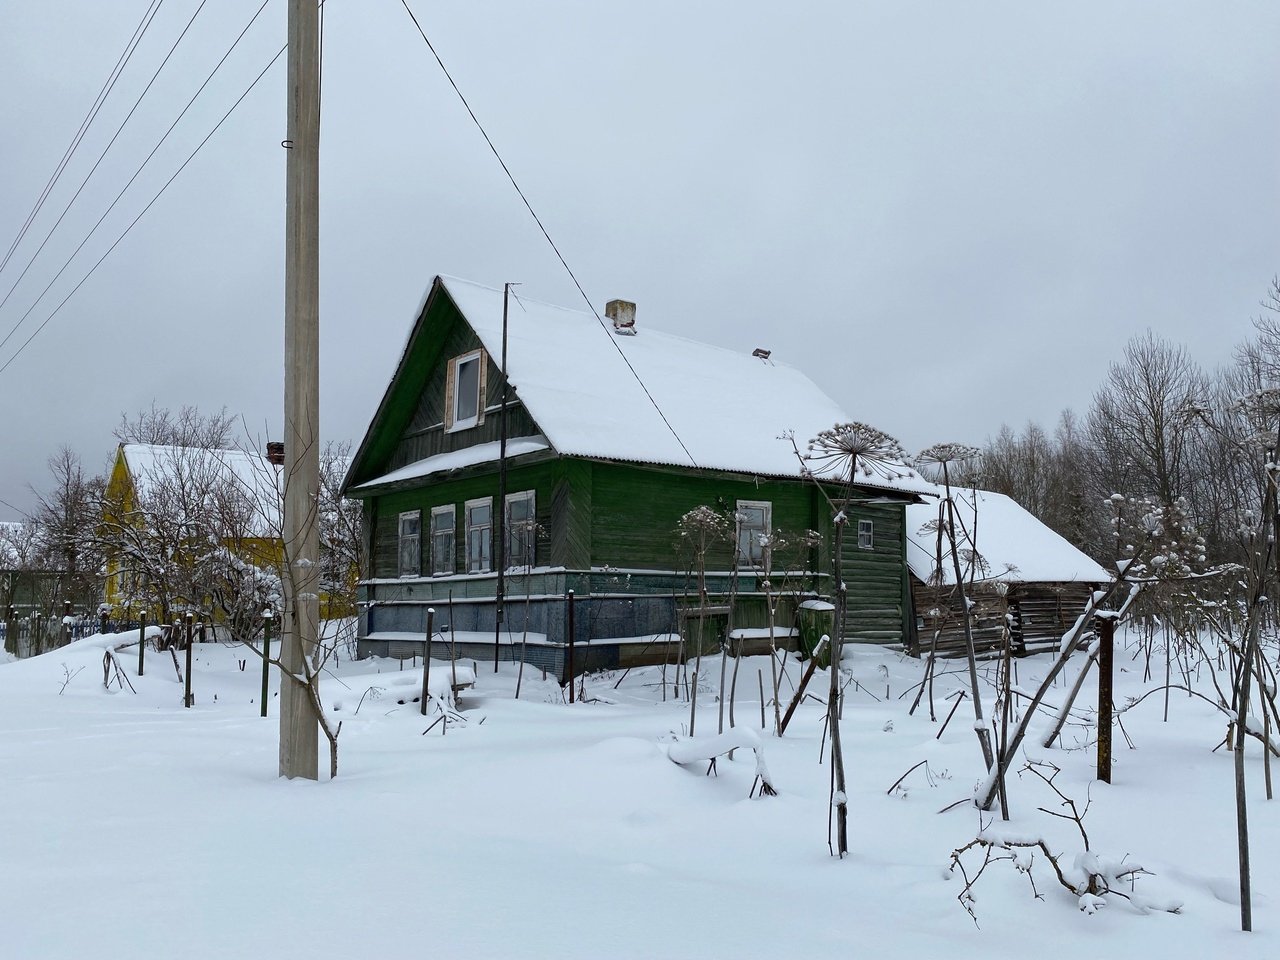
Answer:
280 0 321 780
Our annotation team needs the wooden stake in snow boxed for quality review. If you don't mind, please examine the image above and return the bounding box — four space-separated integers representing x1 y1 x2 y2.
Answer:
779 636 828 736
1096 614 1116 783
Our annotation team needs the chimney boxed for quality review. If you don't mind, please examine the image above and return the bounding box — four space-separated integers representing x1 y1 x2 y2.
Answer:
266 441 285 466
606 299 637 336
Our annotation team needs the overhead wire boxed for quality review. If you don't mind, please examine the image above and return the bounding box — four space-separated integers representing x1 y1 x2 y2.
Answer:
0 0 167 280
0 0 275 362
0 45 288 379
0 0 211 341
396 0 699 469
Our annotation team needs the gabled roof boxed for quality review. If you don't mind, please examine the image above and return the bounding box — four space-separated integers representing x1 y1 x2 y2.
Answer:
348 275 932 495
905 488 1110 586
118 444 282 534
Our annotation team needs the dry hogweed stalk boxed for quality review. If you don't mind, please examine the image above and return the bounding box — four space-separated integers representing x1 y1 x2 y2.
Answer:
805 422 913 487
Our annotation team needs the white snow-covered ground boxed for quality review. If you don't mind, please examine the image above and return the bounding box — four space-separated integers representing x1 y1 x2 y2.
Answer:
2 630 1277 959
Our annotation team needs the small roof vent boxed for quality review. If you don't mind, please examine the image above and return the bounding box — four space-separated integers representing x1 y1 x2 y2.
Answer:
606 299 636 336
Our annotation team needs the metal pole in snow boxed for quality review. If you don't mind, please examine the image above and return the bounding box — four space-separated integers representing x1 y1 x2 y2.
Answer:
566 589 575 703
421 607 435 717
183 613 194 707
261 611 273 718
137 611 146 676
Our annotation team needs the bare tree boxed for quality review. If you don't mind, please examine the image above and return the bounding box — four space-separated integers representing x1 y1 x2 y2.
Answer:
114 403 237 449
29 446 106 613
1088 330 1206 518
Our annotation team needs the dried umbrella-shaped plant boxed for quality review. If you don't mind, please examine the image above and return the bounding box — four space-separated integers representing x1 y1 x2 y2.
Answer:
797 422 914 858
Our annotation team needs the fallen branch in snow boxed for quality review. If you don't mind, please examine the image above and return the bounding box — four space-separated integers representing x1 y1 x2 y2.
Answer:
666 729 777 797
949 761 1182 925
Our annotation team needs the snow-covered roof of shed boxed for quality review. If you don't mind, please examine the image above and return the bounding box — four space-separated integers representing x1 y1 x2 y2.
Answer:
437 277 931 493
905 489 1111 585
120 444 282 531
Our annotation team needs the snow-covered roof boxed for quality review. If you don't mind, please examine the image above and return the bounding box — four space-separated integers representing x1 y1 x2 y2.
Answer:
352 437 550 492
120 444 282 533
905 489 1110 585
427 277 931 494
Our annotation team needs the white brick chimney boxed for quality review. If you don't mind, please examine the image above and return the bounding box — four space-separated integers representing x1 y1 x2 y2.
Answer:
606 299 637 336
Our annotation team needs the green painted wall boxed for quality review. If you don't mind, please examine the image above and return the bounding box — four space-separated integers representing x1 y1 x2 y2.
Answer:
588 461 824 576
369 459 561 578
838 501 909 645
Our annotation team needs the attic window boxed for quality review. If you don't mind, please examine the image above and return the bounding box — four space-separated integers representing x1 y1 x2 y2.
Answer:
446 350 485 432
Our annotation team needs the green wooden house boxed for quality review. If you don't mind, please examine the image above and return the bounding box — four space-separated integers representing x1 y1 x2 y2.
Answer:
341 276 933 676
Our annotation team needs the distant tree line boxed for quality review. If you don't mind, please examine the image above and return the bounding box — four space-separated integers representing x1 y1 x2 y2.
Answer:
957 278 1280 573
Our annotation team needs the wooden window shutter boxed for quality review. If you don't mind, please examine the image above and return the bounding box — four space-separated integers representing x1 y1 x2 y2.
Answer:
444 358 456 430
476 353 487 427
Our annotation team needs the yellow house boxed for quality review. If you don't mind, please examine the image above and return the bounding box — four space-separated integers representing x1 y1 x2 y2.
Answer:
103 443 356 624
103 443 284 623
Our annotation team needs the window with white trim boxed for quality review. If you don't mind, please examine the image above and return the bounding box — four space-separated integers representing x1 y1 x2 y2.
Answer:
398 510 421 577
505 490 536 569
464 498 493 573
858 519 874 550
430 505 455 575
736 500 772 567
446 350 485 432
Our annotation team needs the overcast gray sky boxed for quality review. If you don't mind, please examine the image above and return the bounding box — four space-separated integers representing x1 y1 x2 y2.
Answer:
1 1 1277 520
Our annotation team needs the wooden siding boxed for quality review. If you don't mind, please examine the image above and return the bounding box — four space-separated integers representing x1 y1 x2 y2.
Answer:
370 460 562 579
389 315 540 473
588 461 826 576
910 580 1098 658
363 456 913 644
348 285 545 488
839 502 908 645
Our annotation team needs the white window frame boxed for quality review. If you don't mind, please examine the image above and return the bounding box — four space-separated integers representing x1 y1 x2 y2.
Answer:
464 497 493 573
858 519 874 550
429 505 455 576
736 500 772 568
504 490 536 570
447 349 485 433
397 510 421 578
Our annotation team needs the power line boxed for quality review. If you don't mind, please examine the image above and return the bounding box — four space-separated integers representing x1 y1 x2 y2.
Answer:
0 45 288 379
0 0 274 362
0 0 167 281
396 0 698 469
0 495 29 518
0 0 211 346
